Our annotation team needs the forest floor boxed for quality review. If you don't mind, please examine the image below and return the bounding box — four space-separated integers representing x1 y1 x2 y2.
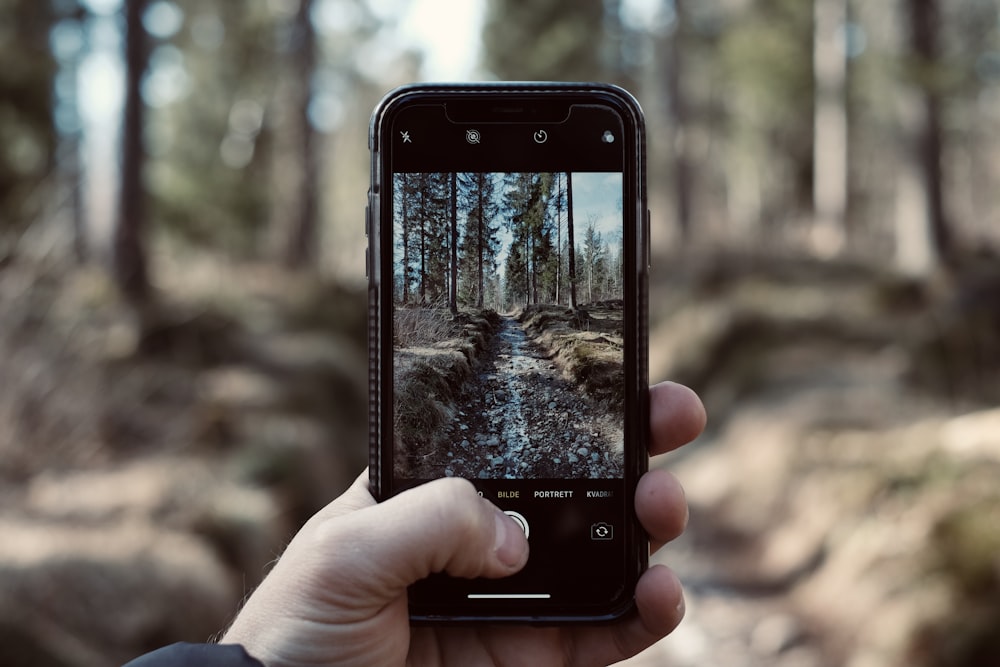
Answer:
430 314 624 480
0 257 370 666
620 250 1000 667
2 249 1000 667
393 304 626 479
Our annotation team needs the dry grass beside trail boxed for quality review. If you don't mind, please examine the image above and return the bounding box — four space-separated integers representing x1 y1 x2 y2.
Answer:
518 303 625 410
392 308 501 474
394 305 464 348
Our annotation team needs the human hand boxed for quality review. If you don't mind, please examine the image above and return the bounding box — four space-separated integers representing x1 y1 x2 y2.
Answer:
221 381 706 667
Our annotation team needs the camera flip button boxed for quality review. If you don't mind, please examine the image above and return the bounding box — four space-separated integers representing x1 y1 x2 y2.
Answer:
503 510 529 540
590 522 614 541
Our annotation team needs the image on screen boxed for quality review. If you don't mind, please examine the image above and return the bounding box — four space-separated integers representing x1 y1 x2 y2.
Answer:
391 171 625 481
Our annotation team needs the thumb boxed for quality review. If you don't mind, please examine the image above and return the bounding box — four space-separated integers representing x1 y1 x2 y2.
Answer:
318 477 529 603
221 478 530 663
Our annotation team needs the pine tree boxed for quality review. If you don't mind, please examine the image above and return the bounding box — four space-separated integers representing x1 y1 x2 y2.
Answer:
457 172 501 309
420 173 450 304
581 220 607 303
503 173 534 306
550 172 566 304
503 242 527 310
394 173 413 304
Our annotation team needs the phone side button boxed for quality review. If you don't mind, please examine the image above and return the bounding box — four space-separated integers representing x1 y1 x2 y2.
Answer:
645 209 652 270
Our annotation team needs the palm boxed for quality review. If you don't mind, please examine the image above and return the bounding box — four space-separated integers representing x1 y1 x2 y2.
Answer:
399 567 680 667
409 626 577 666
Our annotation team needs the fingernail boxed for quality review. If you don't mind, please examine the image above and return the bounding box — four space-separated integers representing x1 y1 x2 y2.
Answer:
494 510 527 569
676 590 686 620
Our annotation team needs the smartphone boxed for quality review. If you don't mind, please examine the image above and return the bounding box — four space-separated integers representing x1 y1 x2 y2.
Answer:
367 82 649 622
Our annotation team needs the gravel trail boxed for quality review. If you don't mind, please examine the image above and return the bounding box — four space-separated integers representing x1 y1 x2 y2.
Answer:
440 315 623 479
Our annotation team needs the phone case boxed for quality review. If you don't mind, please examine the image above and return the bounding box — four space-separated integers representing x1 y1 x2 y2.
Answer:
367 82 649 622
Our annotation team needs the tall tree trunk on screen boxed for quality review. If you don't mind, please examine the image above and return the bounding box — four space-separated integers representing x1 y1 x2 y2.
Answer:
401 174 411 304
476 174 485 308
812 0 848 255
555 173 562 305
449 172 458 315
113 0 151 304
566 172 577 310
419 186 426 304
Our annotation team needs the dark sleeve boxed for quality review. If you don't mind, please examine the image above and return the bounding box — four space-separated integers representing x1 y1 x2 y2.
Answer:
122 642 265 667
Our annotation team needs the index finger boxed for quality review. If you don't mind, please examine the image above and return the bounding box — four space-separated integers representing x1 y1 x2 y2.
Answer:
649 381 706 456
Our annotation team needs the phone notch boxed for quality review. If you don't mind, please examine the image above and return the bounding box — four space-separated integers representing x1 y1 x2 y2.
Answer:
445 98 572 124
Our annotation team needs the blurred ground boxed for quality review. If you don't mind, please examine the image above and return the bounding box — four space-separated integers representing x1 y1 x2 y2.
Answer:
622 251 1000 667
0 256 368 665
1 250 999 666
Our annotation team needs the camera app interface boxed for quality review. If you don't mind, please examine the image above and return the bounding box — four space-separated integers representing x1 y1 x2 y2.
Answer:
391 171 624 482
384 102 636 606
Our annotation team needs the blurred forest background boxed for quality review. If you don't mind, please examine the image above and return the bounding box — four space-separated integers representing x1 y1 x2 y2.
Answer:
1 0 999 665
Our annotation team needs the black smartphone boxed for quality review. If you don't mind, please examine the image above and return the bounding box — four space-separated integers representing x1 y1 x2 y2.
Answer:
367 82 649 622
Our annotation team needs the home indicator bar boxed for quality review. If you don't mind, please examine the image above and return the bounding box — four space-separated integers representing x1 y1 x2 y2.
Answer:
467 593 552 599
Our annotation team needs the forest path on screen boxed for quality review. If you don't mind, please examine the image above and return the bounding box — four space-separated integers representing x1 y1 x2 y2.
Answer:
438 315 624 480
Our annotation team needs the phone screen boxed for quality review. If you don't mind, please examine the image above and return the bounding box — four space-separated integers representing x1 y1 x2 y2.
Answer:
369 85 647 621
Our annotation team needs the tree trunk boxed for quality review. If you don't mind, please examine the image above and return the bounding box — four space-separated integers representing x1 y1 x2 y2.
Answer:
113 0 151 304
908 0 950 259
895 0 951 275
555 172 562 306
419 185 426 304
529 228 537 306
812 0 848 255
401 174 410 304
894 116 936 275
567 172 577 310
60 113 87 263
523 229 530 307
477 175 485 308
667 0 693 241
449 172 458 315
283 0 319 268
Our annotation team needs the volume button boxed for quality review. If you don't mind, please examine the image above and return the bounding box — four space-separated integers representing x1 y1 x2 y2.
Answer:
646 209 652 270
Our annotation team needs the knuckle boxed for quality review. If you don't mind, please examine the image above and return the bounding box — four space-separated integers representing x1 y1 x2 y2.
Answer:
429 478 489 534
